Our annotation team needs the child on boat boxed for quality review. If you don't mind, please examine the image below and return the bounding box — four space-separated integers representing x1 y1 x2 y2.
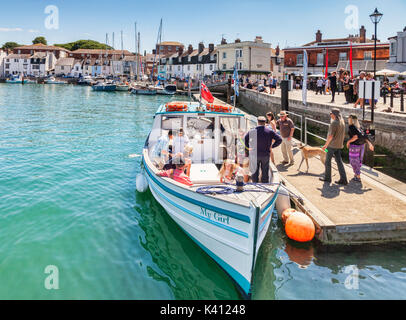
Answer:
158 154 193 186
219 159 242 184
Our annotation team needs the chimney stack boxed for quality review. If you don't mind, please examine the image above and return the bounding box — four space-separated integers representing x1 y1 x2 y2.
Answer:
221 37 227 45
178 46 184 56
275 45 280 56
254 36 263 43
235 38 241 43
316 30 322 43
360 25 366 43
209 43 214 53
188 44 193 54
198 42 204 54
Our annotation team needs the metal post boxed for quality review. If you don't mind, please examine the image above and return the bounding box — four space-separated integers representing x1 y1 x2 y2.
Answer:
401 91 404 112
304 117 307 145
371 83 375 123
390 91 394 109
372 21 377 123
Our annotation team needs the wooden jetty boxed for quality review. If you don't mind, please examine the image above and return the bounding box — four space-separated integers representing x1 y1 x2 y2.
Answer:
193 94 406 245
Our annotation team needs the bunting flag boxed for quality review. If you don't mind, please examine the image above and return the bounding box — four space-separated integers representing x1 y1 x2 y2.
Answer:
302 50 308 106
325 48 329 79
350 42 354 79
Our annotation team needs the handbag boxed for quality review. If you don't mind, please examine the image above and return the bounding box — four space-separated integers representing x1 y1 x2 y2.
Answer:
344 85 350 91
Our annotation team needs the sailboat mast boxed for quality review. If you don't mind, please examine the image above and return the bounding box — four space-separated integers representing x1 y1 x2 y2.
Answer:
134 22 137 81
151 18 162 83
138 32 141 81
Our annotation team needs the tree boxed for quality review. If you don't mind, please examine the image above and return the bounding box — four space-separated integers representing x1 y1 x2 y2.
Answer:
54 40 113 51
33 37 47 45
1 42 20 50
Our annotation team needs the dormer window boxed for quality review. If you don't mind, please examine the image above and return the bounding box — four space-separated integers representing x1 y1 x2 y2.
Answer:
198 56 202 62
188 56 191 62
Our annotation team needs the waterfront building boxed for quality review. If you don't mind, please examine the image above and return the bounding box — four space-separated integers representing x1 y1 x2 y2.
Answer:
69 49 134 60
3 54 32 77
159 43 217 80
0 50 7 77
13 43 69 60
30 52 56 77
216 36 271 75
156 41 184 56
55 58 76 77
283 27 390 76
270 45 285 82
387 26 406 73
145 53 162 77
71 60 84 78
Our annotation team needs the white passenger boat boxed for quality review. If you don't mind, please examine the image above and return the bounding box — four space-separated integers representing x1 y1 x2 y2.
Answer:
141 101 281 298
6 75 28 84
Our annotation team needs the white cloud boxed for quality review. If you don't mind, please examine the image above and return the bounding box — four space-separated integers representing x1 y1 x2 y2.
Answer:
28 29 40 33
0 27 23 32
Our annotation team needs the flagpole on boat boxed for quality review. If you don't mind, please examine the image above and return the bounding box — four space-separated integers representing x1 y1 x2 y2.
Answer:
233 50 237 111
199 79 202 110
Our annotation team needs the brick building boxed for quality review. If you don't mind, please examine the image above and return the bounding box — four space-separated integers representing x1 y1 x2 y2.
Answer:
284 26 389 76
155 41 184 56
13 43 70 59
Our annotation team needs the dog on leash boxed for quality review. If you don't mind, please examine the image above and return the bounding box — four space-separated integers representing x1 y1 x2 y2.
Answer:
298 144 326 172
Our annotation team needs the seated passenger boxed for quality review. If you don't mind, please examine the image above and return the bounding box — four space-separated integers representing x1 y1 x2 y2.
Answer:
183 144 193 177
151 130 173 169
219 159 240 184
158 155 193 186
173 128 190 155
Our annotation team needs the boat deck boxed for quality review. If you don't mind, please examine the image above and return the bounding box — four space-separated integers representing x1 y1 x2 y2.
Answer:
193 94 406 245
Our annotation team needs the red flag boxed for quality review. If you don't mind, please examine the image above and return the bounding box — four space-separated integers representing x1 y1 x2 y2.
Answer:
201 82 214 103
349 42 354 79
325 48 329 79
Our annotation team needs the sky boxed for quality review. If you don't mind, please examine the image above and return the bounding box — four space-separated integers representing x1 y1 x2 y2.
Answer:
0 0 404 53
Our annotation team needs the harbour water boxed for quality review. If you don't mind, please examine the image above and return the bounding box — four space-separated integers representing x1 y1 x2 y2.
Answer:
0 84 405 299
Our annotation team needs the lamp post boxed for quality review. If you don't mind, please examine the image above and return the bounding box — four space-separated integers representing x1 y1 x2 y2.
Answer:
369 8 383 123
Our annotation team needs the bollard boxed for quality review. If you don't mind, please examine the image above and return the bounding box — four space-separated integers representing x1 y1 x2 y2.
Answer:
390 91 394 109
281 80 289 111
401 91 404 112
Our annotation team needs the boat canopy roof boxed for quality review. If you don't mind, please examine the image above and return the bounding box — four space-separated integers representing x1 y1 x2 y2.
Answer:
155 101 245 116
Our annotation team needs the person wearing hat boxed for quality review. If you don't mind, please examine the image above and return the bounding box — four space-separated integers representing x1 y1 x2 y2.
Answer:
320 108 348 185
346 114 374 182
276 111 295 165
244 116 282 183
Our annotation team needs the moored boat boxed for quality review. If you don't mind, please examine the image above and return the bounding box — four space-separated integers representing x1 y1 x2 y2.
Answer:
140 101 281 298
115 84 130 91
130 85 157 95
44 77 68 84
6 75 28 84
92 81 117 91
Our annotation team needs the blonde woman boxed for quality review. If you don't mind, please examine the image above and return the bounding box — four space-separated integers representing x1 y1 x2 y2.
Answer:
346 114 374 182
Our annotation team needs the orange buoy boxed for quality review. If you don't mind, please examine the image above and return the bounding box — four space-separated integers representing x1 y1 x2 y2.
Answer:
285 211 315 242
281 208 296 225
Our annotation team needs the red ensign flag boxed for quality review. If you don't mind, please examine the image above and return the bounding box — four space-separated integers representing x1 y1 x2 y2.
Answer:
201 82 214 103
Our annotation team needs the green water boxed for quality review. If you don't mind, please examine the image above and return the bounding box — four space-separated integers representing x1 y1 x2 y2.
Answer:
0 84 405 300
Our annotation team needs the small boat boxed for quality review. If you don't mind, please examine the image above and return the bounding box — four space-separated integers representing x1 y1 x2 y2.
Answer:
92 81 116 91
6 75 28 84
78 76 95 86
44 77 68 84
131 85 157 95
115 84 130 91
154 84 177 95
140 101 281 298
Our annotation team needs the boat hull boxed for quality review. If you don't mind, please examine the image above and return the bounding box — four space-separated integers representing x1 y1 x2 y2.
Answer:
142 152 279 297
6 80 28 84
115 86 129 91
92 85 117 91
132 89 157 95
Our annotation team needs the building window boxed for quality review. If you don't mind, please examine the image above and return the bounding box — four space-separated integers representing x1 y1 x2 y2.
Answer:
61 66 64 70
223 64 227 70
187 66 190 71
198 56 202 62
296 54 303 66
316 53 324 65
223 52 226 59
390 42 397 56
178 66 181 71
236 49 243 58
5 64 10 69
364 51 372 60
339 52 347 61
14 59 18 63
209 64 213 71
160 46 164 51
23 64 27 69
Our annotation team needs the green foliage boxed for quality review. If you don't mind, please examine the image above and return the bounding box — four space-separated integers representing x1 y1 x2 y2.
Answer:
53 40 114 51
33 37 47 45
1 42 20 50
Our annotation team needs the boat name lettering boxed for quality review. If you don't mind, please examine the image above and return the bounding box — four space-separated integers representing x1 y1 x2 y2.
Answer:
200 208 230 225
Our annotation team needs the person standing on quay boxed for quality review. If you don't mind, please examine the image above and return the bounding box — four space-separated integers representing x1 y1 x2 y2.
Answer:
320 108 348 185
276 111 295 165
244 116 282 183
328 71 338 103
316 77 323 95
346 114 374 182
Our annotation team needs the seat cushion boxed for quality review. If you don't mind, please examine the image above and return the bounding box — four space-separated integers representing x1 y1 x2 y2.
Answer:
189 163 220 184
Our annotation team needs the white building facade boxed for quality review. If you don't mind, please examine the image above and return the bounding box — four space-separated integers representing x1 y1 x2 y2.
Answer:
387 27 406 73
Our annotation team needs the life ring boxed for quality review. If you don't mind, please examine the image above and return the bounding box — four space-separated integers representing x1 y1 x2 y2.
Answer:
206 104 232 113
165 102 188 112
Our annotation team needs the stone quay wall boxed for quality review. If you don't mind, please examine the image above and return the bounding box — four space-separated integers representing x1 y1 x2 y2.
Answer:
238 88 406 157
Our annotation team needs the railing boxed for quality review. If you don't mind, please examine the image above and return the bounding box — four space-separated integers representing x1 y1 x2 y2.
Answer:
286 111 303 142
304 117 330 145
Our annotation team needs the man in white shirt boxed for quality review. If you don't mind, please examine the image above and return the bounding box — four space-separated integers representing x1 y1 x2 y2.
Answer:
316 78 323 95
